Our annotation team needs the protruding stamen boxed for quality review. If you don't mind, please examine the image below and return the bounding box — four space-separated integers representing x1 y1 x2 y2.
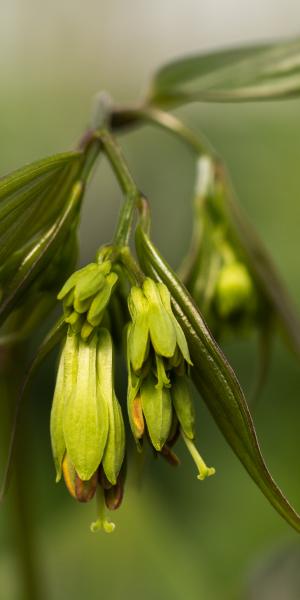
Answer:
181 430 215 480
90 486 115 534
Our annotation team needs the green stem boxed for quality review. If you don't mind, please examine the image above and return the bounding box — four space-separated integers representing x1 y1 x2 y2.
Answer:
111 105 215 157
95 128 141 247
119 246 145 285
79 136 102 185
78 101 216 249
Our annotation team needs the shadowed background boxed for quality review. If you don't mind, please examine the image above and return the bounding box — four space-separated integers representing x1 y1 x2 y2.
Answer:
1 1 300 599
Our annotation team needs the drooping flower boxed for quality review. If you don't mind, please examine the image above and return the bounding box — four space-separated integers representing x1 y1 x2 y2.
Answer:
126 277 215 480
50 327 125 532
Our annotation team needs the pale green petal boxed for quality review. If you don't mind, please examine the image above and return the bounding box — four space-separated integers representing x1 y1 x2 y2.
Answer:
172 376 195 440
64 335 102 480
87 272 118 326
102 394 125 485
50 345 66 482
57 263 98 300
128 312 150 372
158 282 192 364
143 278 176 357
141 374 172 451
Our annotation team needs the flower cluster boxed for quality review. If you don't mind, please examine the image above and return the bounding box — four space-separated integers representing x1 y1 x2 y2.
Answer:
57 259 118 340
50 261 215 532
127 278 215 479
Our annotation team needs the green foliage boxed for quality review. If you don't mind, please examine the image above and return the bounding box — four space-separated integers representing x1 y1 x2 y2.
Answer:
148 37 300 106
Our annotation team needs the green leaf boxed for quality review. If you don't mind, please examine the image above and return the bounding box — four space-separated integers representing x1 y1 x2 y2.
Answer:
0 181 84 327
0 316 67 502
135 222 300 533
0 151 81 200
148 37 300 106
0 151 82 292
0 170 56 233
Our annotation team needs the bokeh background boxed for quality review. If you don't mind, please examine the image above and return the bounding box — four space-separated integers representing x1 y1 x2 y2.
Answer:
1 1 300 598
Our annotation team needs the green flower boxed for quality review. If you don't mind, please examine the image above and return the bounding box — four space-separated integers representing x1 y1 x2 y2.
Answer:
50 327 125 532
57 260 118 340
126 277 215 480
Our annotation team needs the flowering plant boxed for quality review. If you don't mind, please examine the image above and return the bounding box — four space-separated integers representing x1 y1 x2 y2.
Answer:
1 36 300 535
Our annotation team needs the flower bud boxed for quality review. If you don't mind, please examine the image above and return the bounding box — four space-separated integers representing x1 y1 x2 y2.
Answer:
214 261 256 319
58 260 118 339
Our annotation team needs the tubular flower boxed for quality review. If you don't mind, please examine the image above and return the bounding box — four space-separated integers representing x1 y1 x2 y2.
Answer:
50 327 125 533
126 277 215 480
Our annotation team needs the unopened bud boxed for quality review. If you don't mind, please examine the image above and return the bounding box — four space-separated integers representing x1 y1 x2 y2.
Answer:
215 262 256 319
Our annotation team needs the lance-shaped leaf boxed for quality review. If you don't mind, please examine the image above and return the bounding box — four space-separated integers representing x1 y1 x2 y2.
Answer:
0 152 81 200
148 36 300 107
135 220 300 533
0 152 81 262
0 180 84 327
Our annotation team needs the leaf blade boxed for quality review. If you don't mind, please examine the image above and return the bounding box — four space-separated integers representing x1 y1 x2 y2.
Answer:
0 151 81 200
135 222 300 533
0 180 84 327
148 37 300 106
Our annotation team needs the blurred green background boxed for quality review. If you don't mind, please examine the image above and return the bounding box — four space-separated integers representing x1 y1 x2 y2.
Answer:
1 1 300 599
